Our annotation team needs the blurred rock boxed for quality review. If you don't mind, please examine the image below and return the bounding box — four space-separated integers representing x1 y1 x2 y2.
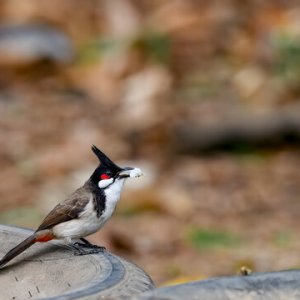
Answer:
0 23 74 67
119 65 172 131
1 1 103 41
233 66 266 100
102 0 141 37
233 66 287 105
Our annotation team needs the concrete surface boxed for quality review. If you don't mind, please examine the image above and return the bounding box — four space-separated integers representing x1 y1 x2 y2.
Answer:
0 224 154 300
136 270 300 300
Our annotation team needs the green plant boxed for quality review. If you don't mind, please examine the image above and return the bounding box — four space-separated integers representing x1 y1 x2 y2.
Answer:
273 32 300 87
187 228 241 250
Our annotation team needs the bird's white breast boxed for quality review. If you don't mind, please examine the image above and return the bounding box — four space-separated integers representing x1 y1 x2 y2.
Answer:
53 180 125 239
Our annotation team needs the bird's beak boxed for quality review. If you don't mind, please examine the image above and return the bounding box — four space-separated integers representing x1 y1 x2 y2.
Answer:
118 167 143 179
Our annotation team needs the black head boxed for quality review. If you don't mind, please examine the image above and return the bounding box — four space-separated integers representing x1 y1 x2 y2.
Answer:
89 145 142 190
91 145 122 172
89 145 122 184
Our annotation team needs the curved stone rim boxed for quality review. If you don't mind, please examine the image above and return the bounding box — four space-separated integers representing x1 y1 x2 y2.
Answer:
136 269 300 300
43 253 126 300
0 224 155 300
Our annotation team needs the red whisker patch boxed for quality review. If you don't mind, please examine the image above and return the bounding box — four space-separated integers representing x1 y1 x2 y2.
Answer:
100 174 110 180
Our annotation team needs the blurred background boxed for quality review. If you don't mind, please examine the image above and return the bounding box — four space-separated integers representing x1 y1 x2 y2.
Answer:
1 0 300 286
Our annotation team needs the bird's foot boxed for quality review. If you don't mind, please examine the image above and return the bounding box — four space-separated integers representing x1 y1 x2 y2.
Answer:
86 244 106 251
71 242 106 255
73 247 104 256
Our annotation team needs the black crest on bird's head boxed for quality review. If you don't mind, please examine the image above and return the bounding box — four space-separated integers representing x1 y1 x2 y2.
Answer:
91 145 121 170
90 145 122 185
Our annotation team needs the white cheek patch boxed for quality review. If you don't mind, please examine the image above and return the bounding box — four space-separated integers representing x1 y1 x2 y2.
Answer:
129 168 143 178
98 178 113 189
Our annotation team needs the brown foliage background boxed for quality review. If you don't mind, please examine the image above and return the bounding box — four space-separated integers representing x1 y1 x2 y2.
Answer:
0 0 300 285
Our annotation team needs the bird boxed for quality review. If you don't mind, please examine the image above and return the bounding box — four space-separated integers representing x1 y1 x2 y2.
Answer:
0 145 142 268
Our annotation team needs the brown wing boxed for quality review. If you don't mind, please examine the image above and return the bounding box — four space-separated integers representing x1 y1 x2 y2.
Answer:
37 189 90 231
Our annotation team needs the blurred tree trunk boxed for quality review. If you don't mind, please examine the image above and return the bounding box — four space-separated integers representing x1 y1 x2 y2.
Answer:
173 104 300 152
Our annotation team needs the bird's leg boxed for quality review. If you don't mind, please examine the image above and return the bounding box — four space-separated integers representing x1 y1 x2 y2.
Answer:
80 238 94 246
72 238 90 247
68 243 89 256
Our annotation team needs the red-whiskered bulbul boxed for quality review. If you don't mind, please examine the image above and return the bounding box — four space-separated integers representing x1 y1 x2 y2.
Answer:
0 145 142 268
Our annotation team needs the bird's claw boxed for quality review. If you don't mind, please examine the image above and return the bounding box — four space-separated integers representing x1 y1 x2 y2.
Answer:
71 242 106 255
87 244 106 251
74 242 106 251
73 248 104 256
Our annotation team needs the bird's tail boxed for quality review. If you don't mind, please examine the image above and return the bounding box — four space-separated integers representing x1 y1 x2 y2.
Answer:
0 234 36 268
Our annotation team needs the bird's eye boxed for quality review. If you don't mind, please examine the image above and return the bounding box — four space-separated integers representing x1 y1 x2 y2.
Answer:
100 174 111 180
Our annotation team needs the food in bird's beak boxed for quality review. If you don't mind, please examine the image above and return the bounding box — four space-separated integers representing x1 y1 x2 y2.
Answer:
119 167 143 178
129 168 143 178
